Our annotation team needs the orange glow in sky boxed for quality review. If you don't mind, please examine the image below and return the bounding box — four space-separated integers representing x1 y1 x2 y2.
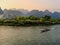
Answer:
0 0 60 11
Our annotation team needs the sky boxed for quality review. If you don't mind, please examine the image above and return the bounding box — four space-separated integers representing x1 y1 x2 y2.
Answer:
0 0 60 12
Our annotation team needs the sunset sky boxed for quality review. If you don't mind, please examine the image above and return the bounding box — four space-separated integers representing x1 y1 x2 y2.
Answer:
0 0 60 11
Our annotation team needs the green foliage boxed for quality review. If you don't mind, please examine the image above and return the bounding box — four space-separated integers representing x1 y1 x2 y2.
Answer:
16 16 22 21
29 16 37 20
0 15 59 26
43 15 51 21
22 16 29 20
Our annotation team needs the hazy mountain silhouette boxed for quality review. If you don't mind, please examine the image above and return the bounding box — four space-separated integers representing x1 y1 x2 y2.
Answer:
27 10 60 18
27 10 44 17
0 8 3 15
3 9 23 18
0 7 60 19
19 9 29 15
52 12 60 18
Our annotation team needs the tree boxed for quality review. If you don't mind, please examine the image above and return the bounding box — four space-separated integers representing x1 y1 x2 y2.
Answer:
16 16 22 20
22 16 29 20
43 15 51 21
29 16 37 20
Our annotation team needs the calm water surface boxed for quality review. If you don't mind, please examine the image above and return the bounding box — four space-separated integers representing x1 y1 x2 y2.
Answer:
0 25 60 45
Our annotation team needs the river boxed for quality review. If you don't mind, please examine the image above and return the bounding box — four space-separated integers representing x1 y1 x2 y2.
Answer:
0 25 60 45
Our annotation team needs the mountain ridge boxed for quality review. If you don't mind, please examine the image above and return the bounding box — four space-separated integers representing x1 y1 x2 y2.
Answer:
0 8 60 19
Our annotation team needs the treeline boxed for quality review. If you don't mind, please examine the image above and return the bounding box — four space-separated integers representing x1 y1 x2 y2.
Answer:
0 15 60 26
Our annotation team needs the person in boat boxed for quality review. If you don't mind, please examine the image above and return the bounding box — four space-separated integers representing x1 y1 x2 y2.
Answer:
41 28 50 33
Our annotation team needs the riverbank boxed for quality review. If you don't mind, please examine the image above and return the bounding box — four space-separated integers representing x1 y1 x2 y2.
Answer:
0 15 60 26
0 21 59 26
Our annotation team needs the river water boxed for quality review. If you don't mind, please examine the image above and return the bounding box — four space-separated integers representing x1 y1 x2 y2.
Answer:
0 25 60 45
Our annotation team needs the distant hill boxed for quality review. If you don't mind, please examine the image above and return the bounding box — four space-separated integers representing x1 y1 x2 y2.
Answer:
0 8 60 19
0 8 3 15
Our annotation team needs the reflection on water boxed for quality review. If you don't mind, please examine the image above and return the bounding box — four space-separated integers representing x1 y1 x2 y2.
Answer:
0 25 60 45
